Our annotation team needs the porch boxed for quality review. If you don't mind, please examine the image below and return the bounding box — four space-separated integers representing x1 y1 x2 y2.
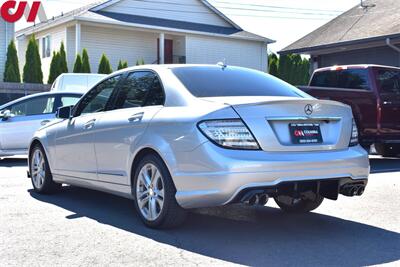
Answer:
69 23 187 71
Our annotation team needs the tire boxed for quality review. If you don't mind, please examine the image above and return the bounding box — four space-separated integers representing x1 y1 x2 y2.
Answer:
133 154 187 229
29 144 61 194
274 193 324 213
375 143 400 158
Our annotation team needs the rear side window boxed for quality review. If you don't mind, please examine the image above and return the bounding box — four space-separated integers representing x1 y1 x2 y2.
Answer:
377 69 400 95
113 71 165 110
311 69 370 90
172 66 301 97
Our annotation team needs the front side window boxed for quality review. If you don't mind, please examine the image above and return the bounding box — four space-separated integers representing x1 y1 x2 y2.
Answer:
10 96 55 116
377 69 400 95
42 36 51 58
113 72 164 110
60 96 82 107
75 75 121 116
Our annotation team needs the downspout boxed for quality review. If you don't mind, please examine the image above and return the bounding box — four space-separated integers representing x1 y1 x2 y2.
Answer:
386 38 400 67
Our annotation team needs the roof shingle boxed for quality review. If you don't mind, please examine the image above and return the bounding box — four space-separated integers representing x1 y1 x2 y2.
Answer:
280 0 400 54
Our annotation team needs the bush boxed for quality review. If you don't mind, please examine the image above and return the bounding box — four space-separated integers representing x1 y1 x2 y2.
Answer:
117 60 128 70
136 58 145 66
81 49 91 73
3 40 21 83
73 54 83 73
271 53 310 86
23 35 43 84
98 54 112 74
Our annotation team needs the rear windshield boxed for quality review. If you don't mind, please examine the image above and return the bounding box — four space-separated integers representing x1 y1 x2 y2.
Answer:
310 69 370 90
172 66 301 97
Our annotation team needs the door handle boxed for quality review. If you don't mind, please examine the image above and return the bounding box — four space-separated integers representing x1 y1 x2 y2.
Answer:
128 113 144 123
383 101 392 105
84 119 96 129
41 120 51 126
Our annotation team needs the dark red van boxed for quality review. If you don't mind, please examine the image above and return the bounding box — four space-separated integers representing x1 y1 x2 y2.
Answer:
299 65 400 157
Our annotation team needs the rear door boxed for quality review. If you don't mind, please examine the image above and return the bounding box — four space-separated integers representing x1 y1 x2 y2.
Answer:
94 71 165 184
306 68 378 140
0 95 55 151
374 68 400 137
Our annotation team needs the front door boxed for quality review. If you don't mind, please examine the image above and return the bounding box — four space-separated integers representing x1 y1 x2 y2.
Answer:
157 39 173 64
0 95 55 151
94 71 165 184
375 68 400 137
54 75 122 180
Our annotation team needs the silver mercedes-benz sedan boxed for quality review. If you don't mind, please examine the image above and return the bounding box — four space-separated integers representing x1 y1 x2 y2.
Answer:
28 65 370 228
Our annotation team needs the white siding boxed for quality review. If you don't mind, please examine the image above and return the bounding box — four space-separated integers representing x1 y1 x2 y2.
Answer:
186 35 267 71
66 26 76 72
102 0 231 27
0 18 15 81
17 25 67 83
81 25 159 71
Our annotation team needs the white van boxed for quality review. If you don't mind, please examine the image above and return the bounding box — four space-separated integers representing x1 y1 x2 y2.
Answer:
51 73 107 93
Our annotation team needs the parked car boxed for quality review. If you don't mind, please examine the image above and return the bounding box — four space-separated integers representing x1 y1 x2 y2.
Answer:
51 73 107 93
28 65 369 229
299 65 400 157
0 92 83 157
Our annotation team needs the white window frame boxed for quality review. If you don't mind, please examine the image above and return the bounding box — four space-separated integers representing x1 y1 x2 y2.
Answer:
42 35 51 58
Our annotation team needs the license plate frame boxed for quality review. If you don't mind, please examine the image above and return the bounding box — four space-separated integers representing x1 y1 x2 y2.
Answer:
289 123 323 145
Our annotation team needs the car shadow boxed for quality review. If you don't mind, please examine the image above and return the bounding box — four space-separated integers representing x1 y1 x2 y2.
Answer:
29 187 400 266
0 158 28 168
370 157 400 174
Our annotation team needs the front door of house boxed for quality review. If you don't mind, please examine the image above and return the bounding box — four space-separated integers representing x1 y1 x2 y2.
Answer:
157 39 173 64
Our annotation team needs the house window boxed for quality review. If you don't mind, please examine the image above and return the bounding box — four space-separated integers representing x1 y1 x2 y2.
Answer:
42 36 51 58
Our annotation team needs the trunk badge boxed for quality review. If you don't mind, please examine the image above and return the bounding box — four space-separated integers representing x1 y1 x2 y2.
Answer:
305 104 313 115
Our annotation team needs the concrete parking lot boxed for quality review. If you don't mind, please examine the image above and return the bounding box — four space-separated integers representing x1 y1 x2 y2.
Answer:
0 156 399 267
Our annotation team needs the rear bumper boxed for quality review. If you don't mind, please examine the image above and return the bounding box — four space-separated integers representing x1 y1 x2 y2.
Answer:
172 142 370 209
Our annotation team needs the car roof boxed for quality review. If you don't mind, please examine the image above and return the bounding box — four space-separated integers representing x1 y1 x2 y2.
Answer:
0 91 83 110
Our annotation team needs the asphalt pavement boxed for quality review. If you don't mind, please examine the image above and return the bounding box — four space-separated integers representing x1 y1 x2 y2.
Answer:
0 156 399 266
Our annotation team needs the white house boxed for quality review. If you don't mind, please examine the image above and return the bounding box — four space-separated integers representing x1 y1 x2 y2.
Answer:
16 0 274 83
0 18 15 81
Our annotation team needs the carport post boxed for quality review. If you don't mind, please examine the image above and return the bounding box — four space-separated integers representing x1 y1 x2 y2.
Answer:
75 22 81 56
159 33 165 64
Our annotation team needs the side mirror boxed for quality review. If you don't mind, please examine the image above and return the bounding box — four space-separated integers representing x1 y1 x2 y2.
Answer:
57 106 73 119
0 110 11 121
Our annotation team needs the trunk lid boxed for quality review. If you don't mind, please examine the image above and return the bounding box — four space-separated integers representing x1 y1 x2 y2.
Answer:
201 96 353 152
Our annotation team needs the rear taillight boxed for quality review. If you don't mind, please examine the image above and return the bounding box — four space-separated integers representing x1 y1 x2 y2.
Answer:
198 119 260 150
349 119 359 147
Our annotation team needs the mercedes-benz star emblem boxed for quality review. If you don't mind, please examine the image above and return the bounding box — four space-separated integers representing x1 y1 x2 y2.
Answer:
305 104 313 116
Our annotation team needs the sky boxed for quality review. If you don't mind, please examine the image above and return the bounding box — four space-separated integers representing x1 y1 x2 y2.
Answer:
16 0 361 52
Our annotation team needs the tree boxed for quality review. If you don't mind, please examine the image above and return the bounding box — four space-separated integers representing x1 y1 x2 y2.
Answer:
98 53 112 74
73 54 83 73
123 61 128 69
3 40 21 83
58 42 68 73
48 52 60 84
268 53 279 78
23 35 43 84
81 49 91 73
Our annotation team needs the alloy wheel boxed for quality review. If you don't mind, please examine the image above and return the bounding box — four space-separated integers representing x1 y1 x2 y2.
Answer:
136 163 165 221
31 149 46 189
